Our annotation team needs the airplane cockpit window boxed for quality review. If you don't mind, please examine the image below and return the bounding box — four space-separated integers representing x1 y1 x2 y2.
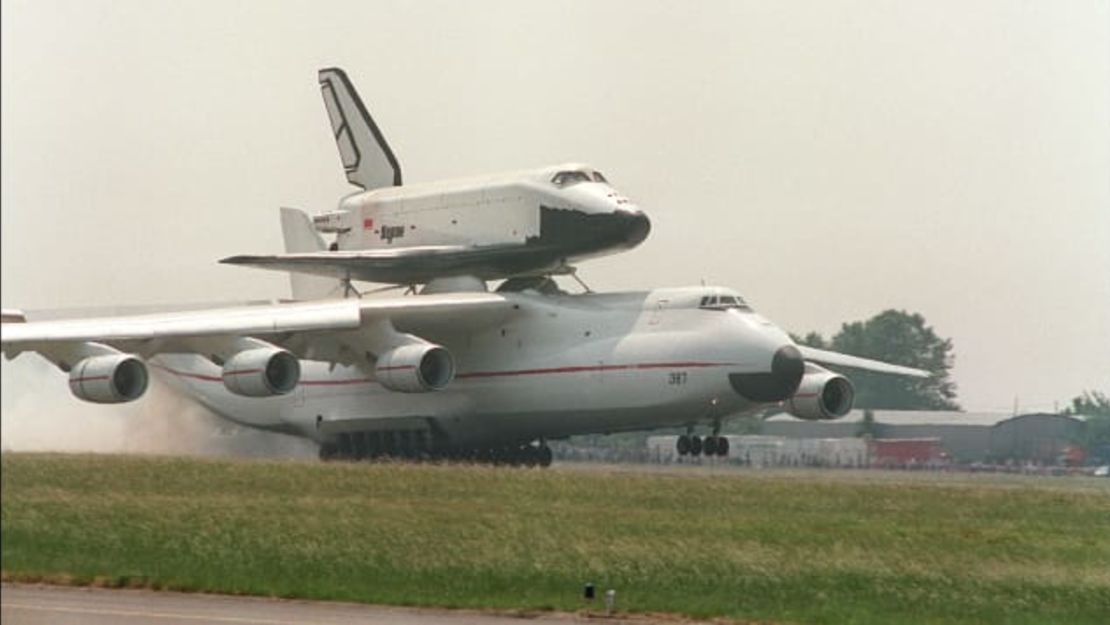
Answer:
699 294 752 311
552 171 592 187
592 171 608 183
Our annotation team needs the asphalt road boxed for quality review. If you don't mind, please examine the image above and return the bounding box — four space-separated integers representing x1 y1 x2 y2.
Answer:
1 584 642 625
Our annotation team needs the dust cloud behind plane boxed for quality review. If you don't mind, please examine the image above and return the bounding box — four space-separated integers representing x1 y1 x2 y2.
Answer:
0 354 315 456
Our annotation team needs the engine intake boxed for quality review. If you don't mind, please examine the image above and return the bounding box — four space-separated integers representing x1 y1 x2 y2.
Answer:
786 366 854 420
222 348 301 397
376 344 454 392
68 354 149 403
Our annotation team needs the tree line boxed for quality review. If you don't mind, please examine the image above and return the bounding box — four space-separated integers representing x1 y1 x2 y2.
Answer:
791 309 959 410
794 311 1108 457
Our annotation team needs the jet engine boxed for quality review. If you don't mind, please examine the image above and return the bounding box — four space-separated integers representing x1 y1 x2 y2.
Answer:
786 366 854 420
68 354 149 404
375 344 454 392
221 348 301 397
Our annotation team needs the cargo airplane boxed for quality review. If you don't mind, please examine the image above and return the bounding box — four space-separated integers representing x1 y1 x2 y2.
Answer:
0 69 928 465
0 283 926 465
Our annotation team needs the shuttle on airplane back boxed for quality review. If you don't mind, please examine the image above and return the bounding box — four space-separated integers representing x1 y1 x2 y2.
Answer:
222 68 650 293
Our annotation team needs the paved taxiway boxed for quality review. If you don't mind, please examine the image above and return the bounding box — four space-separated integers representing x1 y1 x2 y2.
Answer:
1 584 653 625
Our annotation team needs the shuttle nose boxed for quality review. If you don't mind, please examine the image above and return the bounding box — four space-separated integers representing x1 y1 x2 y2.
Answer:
538 206 651 253
728 345 805 402
617 210 651 247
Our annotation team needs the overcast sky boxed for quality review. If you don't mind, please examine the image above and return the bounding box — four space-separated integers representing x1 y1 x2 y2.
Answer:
2 0 1107 420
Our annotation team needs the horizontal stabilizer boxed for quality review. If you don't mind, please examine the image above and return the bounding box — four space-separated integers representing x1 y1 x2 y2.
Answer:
797 345 931 378
280 207 344 300
1 309 26 323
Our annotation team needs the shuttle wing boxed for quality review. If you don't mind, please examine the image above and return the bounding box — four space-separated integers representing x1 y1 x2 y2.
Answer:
220 244 566 286
796 345 931 378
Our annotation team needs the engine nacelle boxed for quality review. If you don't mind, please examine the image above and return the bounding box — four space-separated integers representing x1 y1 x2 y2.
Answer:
68 354 149 404
375 344 454 393
221 348 301 397
786 367 855 420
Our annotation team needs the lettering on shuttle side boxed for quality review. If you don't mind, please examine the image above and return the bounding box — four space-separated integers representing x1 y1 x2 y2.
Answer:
380 224 405 243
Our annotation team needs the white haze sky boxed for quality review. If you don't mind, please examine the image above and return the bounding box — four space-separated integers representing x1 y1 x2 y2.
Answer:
2 0 1108 427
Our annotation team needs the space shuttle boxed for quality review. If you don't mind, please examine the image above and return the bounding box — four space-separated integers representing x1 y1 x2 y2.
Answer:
222 68 651 292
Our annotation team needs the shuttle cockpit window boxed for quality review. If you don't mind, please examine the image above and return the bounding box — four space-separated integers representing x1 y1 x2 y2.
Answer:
592 171 609 183
699 294 752 311
552 170 592 187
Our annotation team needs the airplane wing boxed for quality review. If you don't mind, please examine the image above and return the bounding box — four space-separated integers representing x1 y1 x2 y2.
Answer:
796 345 931 378
1 293 514 371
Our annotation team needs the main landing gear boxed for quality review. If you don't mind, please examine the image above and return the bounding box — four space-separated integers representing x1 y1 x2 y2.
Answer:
318 432 554 468
676 428 730 458
470 442 554 468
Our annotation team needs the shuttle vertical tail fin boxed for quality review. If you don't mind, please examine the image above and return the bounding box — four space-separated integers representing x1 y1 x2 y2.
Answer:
280 207 343 300
318 67 402 191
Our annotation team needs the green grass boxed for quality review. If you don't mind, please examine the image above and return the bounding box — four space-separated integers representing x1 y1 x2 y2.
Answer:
2 453 1109 624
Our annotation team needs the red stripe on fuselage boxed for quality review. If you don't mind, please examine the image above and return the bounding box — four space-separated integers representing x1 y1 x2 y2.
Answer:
68 375 111 384
223 368 262 376
152 361 734 386
149 363 223 383
456 361 731 379
300 378 374 386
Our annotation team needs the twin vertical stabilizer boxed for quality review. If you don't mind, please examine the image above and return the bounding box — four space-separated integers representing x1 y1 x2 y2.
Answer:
280 207 343 300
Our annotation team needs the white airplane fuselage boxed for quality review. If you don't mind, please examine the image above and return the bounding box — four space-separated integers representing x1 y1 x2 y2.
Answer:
152 286 794 449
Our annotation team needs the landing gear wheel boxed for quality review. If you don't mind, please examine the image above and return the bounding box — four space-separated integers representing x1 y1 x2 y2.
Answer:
538 445 553 468
318 442 339 461
689 435 703 457
716 436 730 457
703 435 718 456
677 435 691 456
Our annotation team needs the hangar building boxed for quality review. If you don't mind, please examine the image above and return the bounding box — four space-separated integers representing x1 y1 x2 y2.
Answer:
762 411 1086 464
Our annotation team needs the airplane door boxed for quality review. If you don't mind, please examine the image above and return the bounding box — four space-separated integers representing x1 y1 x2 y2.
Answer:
649 299 669 326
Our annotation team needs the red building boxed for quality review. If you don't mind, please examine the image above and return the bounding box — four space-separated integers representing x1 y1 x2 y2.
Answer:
869 438 944 468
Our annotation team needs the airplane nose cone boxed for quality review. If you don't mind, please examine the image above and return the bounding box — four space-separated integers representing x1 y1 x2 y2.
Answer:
728 345 805 402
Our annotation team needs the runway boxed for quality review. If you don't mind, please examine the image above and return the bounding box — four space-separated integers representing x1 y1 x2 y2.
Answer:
1 584 643 625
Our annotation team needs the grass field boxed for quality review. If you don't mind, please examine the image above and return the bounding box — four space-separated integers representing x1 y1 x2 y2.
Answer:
2 453 1108 624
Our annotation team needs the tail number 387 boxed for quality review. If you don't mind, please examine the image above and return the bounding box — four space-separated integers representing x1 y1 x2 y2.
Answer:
668 371 688 386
